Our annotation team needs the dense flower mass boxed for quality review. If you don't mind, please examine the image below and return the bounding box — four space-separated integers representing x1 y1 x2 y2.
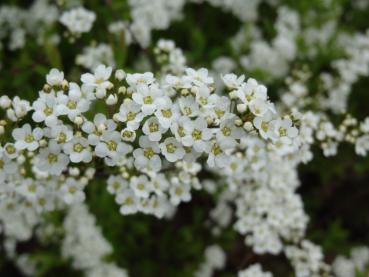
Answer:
1 0 369 276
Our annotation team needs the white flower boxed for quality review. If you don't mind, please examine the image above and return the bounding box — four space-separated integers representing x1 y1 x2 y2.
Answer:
270 117 298 144
82 113 116 145
81 65 112 98
221 73 245 89
355 135 369 156
249 98 270 117
178 96 200 117
120 128 136 142
126 72 155 87
216 114 244 147
95 131 132 166
132 83 163 115
133 136 161 172
116 189 139 215
32 92 59 127
35 140 69 175
63 137 92 163
238 264 272 277
253 112 274 140
107 175 127 195
169 177 191 205
60 7 96 35
182 117 212 152
12 124 43 151
160 137 185 162
206 140 230 168
56 83 90 120
236 78 268 105
142 116 166 141
50 124 73 144
60 178 86 205
46 69 64 86
116 99 144 130
151 173 170 196
185 68 214 86
130 175 153 198
0 147 17 182
17 178 44 201
154 97 180 128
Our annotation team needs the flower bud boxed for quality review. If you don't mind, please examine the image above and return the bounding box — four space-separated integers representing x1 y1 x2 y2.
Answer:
237 104 247 113
39 139 48 147
74 116 83 126
106 94 118 105
118 86 126 94
0 95 11 109
115 69 126 81
243 121 254 132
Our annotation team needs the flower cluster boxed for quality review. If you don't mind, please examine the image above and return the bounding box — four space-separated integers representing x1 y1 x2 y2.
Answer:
332 246 369 277
62 204 128 277
60 7 96 37
76 43 115 71
238 264 272 277
194 245 226 277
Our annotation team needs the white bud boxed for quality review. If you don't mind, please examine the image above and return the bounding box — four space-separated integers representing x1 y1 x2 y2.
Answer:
17 155 26 164
85 168 96 179
190 86 199 95
96 89 107 99
113 113 120 122
69 167 80 176
115 69 126 81
229 91 237 99
243 122 254 132
0 126 4 135
118 86 126 94
237 104 247 113
0 95 11 109
6 109 16 121
126 87 134 95
106 94 118 105
97 123 106 133
74 116 83 126
80 177 88 186
39 139 48 147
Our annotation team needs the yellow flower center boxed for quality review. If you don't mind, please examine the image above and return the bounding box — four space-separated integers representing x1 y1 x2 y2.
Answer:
47 153 58 163
144 148 154 159
149 122 158 133
67 100 77 109
44 106 53 116
183 107 192 116
279 127 287 137
57 132 67 143
5 144 16 154
211 143 222 155
127 111 136 121
222 126 231 136
143 95 153 104
73 143 84 153
161 109 172 118
166 143 176 153
25 134 34 143
192 129 202 140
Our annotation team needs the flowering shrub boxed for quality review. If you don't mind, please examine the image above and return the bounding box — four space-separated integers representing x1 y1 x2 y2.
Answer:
0 0 369 276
